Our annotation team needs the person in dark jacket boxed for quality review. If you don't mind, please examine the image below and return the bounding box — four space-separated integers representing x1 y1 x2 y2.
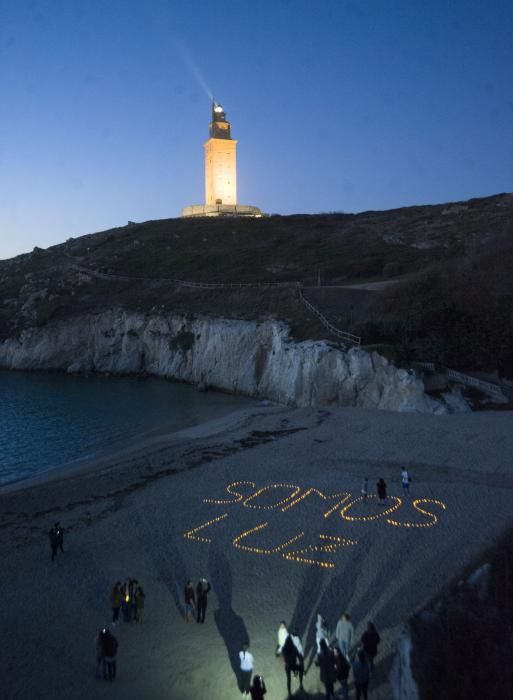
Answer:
318 639 337 700
352 649 370 700
281 634 304 697
196 578 211 623
250 674 267 699
134 586 146 624
95 629 104 678
100 628 118 681
184 580 196 623
49 522 64 560
110 582 123 625
376 478 387 505
333 646 350 700
361 621 381 670
130 579 138 621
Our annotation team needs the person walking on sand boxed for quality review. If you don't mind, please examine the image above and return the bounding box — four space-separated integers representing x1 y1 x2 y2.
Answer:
110 582 123 625
239 643 254 697
282 633 303 697
49 522 64 561
361 477 369 503
196 578 211 624
135 585 146 624
377 478 387 505
184 580 196 623
290 630 305 689
401 468 411 497
318 638 337 700
335 613 354 659
276 620 288 655
352 649 370 700
315 613 330 657
361 621 381 671
100 628 118 681
250 674 267 699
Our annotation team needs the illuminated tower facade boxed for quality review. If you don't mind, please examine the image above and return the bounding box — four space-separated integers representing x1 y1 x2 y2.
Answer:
181 101 262 218
205 103 237 206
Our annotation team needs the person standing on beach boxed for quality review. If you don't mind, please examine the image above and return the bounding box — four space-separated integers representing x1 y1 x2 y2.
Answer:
352 649 370 700
135 585 146 624
184 580 196 623
110 582 123 625
376 478 387 505
335 613 354 659
318 638 337 700
361 621 381 671
239 643 254 697
130 579 138 621
196 578 211 624
361 477 369 503
333 646 350 700
401 468 411 497
100 628 118 681
250 674 267 699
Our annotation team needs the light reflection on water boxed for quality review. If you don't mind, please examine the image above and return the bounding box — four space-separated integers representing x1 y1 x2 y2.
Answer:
0 371 253 486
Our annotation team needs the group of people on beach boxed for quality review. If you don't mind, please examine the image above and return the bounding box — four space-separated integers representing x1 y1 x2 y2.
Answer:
110 579 146 624
361 468 412 504
275 613 380 700
50 472 402 693
179 573 380 700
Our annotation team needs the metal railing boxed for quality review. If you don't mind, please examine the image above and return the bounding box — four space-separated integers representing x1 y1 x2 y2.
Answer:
414 362 509 400
72 265 296 289
298 285 361 345
73 264 361 345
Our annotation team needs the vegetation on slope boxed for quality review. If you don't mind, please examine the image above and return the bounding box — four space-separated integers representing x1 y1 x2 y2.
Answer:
0 193 512 374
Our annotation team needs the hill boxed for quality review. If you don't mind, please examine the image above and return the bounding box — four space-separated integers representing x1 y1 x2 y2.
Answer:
1 192 512 375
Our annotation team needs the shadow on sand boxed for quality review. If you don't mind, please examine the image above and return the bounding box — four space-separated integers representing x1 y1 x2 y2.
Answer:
151 541 189 619
209 544 250 692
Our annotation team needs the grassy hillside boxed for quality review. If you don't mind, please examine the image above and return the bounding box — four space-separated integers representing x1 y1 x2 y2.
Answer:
1 192 512 374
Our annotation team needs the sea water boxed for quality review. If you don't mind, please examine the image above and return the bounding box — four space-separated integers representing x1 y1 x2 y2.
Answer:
0 370 254 486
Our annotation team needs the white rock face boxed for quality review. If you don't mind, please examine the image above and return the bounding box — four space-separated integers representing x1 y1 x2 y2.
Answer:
0 311 446 413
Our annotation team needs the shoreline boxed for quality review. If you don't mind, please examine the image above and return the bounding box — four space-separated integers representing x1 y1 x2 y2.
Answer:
0 369 259 492
0 403 273 495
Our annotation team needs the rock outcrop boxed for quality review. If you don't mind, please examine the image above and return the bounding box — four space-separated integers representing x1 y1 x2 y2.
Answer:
0 311 445 413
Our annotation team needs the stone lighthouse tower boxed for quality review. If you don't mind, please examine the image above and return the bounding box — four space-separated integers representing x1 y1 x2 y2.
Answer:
181 101 262 218
205 102 237 206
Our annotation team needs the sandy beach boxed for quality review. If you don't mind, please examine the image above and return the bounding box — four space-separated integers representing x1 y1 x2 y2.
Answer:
2 405 513 700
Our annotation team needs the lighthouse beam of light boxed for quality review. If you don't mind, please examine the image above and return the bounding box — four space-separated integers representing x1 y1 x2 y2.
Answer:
173 39 214 103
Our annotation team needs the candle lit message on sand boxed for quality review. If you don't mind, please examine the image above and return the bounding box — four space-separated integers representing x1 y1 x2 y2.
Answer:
183 481 446 569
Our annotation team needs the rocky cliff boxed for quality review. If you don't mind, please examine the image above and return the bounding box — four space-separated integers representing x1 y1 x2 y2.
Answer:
0 311 444 412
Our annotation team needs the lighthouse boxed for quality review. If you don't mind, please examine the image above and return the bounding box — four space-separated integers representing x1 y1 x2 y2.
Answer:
181 101 262 218
205 102 237 206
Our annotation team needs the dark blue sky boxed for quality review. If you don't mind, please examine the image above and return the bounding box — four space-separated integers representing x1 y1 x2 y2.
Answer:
1 0 512 259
